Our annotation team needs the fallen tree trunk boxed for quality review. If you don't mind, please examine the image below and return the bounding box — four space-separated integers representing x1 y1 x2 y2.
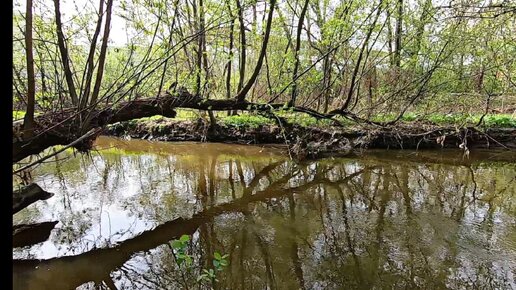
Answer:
13 183 54 214
13 221 59 248
13 91 344 163
13 128 102 175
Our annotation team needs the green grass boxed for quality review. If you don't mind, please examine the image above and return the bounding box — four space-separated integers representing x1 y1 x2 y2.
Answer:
132 111 515 129
372 113 515 128
481 114 516 127
276 111 322 127
13 110 26 120
221 114 274 129
136 109 199 122
221 111 344 129
425 113 516 127
13 110 44 121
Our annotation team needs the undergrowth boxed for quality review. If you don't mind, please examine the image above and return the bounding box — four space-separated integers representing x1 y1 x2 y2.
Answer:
372 113 515 128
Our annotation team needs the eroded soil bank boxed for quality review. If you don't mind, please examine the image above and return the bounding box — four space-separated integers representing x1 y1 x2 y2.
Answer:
105 118 516 156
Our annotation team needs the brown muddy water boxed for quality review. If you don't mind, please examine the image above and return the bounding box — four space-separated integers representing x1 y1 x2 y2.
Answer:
13 136 516 290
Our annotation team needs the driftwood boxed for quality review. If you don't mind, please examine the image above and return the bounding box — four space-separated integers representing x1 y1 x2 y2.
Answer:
13 221 59 248
13 183 54 214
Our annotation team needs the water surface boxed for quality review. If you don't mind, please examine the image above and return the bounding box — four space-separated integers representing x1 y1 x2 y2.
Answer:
13 137 516 289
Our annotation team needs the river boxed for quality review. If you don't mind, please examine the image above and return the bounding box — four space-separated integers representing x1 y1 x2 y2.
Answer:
13 136 516 289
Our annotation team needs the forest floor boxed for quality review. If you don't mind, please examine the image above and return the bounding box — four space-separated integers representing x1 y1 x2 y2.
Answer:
104 111 516 158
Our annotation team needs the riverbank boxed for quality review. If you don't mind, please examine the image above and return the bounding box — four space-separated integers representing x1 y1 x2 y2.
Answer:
104 116 516 158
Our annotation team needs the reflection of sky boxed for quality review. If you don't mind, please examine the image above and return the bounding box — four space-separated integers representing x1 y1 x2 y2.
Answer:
13 155 157 259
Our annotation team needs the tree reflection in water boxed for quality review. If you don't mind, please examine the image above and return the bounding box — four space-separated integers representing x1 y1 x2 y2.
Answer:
13 137 516 290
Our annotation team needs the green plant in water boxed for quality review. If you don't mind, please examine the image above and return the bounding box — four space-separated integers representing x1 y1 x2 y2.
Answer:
197 252 229 283
170 234 193 267
169 235 230 287
197 269 217 283
212 252 229 271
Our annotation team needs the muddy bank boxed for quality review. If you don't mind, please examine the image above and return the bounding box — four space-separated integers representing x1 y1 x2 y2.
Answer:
104 118 516 153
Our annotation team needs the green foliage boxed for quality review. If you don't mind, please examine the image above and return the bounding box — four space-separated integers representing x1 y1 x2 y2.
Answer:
212 252 229 271
370 112 515 128
426 113 516 127
169 235 229 286
400 113 418 122
222 111 339 129
13 110 25 120
197 269 217 283
276 110 336 128
482 115 516 128
222 114 274 129
427 113 465 124
170 234 193 267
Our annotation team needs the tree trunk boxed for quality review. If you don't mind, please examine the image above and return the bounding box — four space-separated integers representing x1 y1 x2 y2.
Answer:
90 0 114 106
23 0 36 138
235 0 276 102
53 0 79 106
341 1 383 111
79 0 105 109
289 0 310 107
226 2 235 100
236 0 246 92
386 8 394 67
411 0 432 71
394 0 403 68
157 0 181 97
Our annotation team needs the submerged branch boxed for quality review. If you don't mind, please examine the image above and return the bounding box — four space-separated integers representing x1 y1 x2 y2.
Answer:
13 221 59 248
13 183 54 214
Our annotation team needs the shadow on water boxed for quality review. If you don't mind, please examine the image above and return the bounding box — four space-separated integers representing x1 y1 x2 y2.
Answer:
13 137 516 290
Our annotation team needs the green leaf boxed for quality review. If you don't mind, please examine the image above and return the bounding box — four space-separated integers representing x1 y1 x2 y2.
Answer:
171 240 182 249
179 235 190 243
214 252 222 260
197 274 209 282
185 255 193 266
220 260 228 267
